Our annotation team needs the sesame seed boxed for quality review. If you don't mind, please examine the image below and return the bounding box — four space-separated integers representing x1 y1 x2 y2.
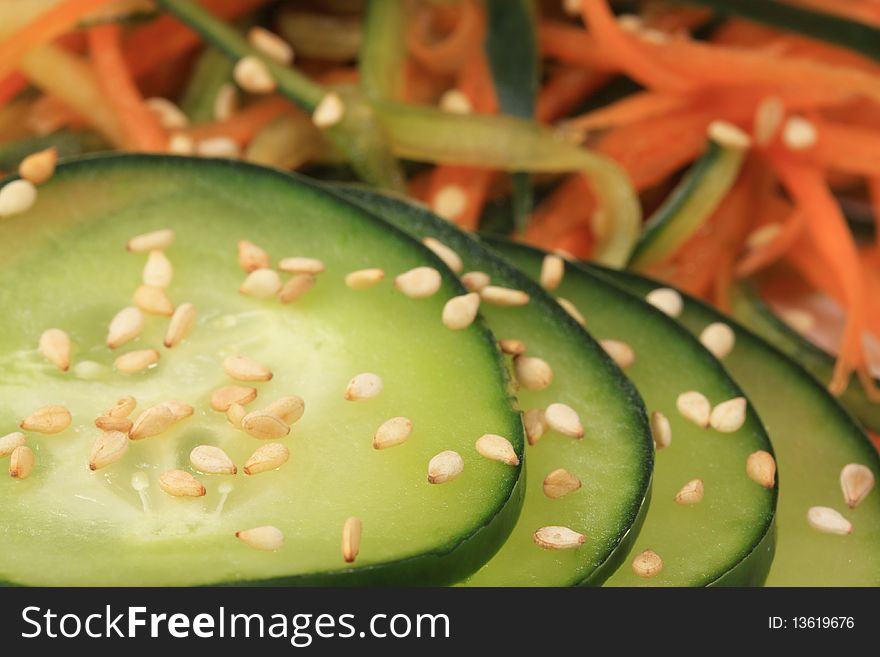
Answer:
18 147 57 185
233 55 277 94
645 287 683 317
431 185 467 221
247 26 294 64
708 120 752 151
312 92 345 128
782 116 817 150
0 179 37 217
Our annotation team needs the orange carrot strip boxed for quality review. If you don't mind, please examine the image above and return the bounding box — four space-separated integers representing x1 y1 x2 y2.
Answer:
27 93 90 134
524 174 595 247
565 90 688 132
735 208 805 278
185 97 291 146
0 0 114 80
125 0 270 78
536 67 610 124
579 0 696 93
806 118 880 178
406 0 484 76
538 21 616 70
549 224 595 260
88 23 167 152
771 153 874 397
0 72 27 105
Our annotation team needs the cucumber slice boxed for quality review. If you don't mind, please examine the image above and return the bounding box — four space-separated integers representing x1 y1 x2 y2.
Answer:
628 140 746 270
599 268 880 586
489 240 777 586
0 155 524 586
729 282 880 434
335 188 653 586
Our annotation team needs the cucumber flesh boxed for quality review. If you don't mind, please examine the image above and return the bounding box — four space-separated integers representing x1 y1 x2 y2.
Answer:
0 155 523 586
600 267 880 586
729 281 880 434
491 240 777 586
335 187 653 586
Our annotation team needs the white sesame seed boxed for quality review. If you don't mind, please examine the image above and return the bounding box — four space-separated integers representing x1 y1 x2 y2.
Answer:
167 132 195 155
700 322 736 359
233 55 276 94
631 550 663 577
196 136 241 159
782 116 817 150
18 147 57 185
645 287 683 317
279 257 325 274
164 302 197 348
442 292 481 329
240 268 282 297
39 328 71 371
709 397 747 433
0 179 37 217
557 297 586 325
840 463 875 509
676 391 711 427
650 411 672 449
542 468 581 499
432 184 467 221
107 307 144 349
423 237 463 273
236 526 284 551
533 526 585 550
745 222 783 251
214 83 239 121
395 266 442 298
344 372 383 401
544 402 584 438
514 355 554 390
345 268 385 289
600 339 635 369
746 450 776 488
807 506 852 535
439 89 473 114
373 416 413 450
237 240 271 272
248 26 294 64
427 450 464 484
540 254 565 291
481 285 529 307
475 434 519 466
143 249 173 288
708 120 752 151
312 92 345 128
461 271 490 292
753 96 784 146
146 97 189 130
674 479 704 505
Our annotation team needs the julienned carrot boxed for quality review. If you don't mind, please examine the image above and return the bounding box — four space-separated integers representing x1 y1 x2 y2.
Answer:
185 97 291 146
807 118 880 177
536 67 610 124
88 23 166 152
0 0 114 81
406 0 484 76
426 19 495 230
125 0 270 78
579 0 695 94
565 90 687 133
28 93 90 135
524 174 595 246
771 153 876 398
550 223 595 259
735 208 805 278
0 72 27 106
403 59 451 105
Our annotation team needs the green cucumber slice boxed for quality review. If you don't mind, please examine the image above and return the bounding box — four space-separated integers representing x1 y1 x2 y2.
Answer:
0 154 523 586
729 281 880 434
599 268 880 586
489 240 777 586
335 187 653 586
628 140 746 270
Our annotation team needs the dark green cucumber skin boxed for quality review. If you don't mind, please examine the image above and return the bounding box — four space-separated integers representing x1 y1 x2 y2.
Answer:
489 239 777 587
332 186 654 586
594 266 880 586
729 282 880 434
0 154 525 587
627 141 723 267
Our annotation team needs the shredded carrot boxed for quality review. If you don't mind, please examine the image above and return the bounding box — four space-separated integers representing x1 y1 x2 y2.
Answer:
549 224 595 260
806 118 880 178
565 90 688 133
0 72 28 106
536 67 610 124
124 0 270 78
870 178 880 249
771 153 878 398
735 208 805 278
0 0 114 81
524 174 596 248
406 0 484 76
27 93 89 135
185 97 292 146
579 0 696 94
88 23 167 152
403 58 452 105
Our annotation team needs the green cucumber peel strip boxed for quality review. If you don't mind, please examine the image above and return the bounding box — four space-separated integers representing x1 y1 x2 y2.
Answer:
729 281 880 434
628 140 746 269
156 0 404 191
680 0 880 64
485 0 539 232
360 0 407 102
179 46 235 124
594 266 880 585
372 101 641 267
331 185 654 586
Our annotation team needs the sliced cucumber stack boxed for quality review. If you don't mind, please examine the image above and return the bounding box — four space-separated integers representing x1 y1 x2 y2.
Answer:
0 155 524 586
489 240 777 586
336 187 653 586
600 268 880 586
